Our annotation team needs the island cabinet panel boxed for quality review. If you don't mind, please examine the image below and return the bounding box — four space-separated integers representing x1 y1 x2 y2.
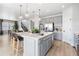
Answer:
46 36 52 51
15 32 53 56
39 34 52 56
24 37 36 56
39 39 47 56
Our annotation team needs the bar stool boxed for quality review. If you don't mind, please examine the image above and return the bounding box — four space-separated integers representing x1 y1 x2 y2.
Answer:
16 35 23 56
11 34 17 55
9 31 13 44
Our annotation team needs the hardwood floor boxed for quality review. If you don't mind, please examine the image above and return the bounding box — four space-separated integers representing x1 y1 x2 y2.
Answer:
0 35 78 56
0 35 11 56
47 40 77 56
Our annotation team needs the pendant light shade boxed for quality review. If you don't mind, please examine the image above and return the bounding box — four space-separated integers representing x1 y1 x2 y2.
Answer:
25 13 29 17
17 4 41 19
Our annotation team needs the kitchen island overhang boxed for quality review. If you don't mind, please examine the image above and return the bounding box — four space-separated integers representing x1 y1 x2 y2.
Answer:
15 32 53 56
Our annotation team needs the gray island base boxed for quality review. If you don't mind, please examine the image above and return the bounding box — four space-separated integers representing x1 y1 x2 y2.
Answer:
16 32 53 56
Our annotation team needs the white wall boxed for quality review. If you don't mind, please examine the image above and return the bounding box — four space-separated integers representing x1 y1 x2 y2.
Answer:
72 5 79 33
62 5 79 46
0 9 17 20
62 6 74 46
30 15 41 29
53 16 62 28
41 14 62 29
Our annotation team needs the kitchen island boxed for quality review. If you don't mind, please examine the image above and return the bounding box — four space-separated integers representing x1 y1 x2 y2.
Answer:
15 32 53 56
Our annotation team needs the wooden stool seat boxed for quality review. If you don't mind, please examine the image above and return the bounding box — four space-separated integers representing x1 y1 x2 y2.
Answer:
10 33 23 56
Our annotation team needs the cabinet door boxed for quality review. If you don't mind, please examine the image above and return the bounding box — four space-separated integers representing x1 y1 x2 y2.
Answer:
40 39 45 56
38 39 42 55
43 39 48 55
40 38 47 56
39 35 52 56
24 37 35 56
45 35 52 52
47 37 52 49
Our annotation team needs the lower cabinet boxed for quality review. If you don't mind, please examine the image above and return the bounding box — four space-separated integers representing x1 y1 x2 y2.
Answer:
40 39 47 56
39 35 52 56
47 36 52 51
24 37 36 56
54 32 62 40
23 34 53 56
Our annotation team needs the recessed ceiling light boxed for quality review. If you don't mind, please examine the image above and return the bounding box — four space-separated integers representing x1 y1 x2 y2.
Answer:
62 5 65 8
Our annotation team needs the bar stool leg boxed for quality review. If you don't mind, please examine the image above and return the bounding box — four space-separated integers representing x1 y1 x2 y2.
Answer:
20 41 23 55
16 40 23 56
10 37 14 55
12 37 16 55
16 40 19 56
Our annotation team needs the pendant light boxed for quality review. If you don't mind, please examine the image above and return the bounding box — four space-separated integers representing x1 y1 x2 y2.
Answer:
25 3 29 18
19 5 23 19
38 9 40 18
32 11 35 18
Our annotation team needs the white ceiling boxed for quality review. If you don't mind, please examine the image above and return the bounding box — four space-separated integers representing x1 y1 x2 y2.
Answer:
0 3 75 20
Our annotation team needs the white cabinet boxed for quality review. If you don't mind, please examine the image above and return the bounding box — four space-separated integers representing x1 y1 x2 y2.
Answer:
16 32 53 56
39 34 52 56
23 34 53 56
39 38 47 56
47 36 52 50
40 40 46 56
24 37 36 56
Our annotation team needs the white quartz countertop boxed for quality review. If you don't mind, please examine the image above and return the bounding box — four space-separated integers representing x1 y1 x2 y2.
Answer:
15 32 53 39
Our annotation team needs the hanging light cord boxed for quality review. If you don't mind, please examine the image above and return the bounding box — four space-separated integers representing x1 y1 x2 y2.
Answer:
39 9 40 18
26 3 28 13
20 5 22 16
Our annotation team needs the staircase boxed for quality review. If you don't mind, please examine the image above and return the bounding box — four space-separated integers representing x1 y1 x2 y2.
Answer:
21 22 28 32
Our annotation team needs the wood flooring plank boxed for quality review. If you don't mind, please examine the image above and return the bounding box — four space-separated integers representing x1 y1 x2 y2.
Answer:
47 40 77 56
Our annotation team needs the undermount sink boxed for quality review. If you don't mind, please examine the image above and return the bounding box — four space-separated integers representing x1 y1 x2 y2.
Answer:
39 33 44 36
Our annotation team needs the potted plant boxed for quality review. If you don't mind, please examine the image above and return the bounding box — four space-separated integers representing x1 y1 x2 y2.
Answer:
32 27 40 33
13 21 19 32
